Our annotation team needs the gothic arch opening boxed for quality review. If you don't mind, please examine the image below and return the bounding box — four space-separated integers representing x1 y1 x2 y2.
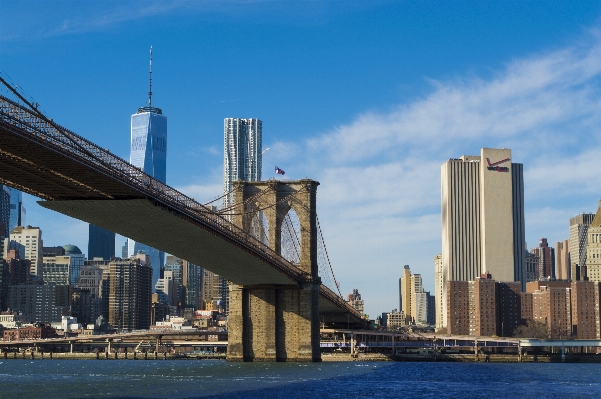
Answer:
281 208 301 265
249 211 269 247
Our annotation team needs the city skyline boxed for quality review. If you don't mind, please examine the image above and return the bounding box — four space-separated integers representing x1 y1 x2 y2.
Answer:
4 1 601 317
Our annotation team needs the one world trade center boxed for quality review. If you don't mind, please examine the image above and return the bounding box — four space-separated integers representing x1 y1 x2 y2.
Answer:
128 47 167 288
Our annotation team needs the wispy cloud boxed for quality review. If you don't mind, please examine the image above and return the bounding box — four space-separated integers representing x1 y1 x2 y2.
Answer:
259 27 601 314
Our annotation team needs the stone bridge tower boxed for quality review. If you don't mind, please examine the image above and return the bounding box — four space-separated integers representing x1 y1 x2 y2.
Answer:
227 179 321 362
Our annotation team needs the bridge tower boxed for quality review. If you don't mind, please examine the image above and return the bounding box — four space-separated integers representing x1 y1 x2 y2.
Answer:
227 179 321 362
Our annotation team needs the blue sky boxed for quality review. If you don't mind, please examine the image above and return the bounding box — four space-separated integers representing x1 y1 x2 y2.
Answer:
2 0 601 317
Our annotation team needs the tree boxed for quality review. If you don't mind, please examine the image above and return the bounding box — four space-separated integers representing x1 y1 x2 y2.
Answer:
513 320 548 339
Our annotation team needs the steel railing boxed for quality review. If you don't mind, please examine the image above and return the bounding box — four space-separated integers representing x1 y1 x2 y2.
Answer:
0 94 314 284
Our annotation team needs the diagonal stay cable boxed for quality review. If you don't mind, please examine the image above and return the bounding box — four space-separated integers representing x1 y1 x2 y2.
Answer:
282 212 301 264
317 214 343 298
219 185 308 217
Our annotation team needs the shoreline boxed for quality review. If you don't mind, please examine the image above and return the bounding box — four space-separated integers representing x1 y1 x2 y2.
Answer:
3 351 601 363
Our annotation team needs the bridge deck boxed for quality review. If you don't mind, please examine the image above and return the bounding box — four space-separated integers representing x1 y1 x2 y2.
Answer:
0 93 363 323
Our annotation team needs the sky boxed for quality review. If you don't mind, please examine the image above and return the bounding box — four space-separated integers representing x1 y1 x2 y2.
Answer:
2 0 601 318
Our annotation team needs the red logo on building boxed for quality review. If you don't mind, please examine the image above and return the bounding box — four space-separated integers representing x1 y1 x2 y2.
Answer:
486 157 510 172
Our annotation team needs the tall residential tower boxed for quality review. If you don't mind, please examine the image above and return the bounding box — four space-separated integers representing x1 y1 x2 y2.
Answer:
223 118 262 208
128 47 167 287
441 148 525 328
570 213 595 281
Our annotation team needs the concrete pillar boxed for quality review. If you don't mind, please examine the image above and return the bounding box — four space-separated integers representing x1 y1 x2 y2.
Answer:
70 342 73 353
227 285 245 361
248 288 277 361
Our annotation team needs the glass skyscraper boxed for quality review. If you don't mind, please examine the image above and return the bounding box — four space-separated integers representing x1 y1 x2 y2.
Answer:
223 118 262 208
88 224 116 260
127 47 167 289
0 185 10 235
9 188 25 232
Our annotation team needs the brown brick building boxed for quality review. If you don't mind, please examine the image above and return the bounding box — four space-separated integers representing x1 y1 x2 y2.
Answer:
3 325 55 341
447 276 521 337
571 281 601 339
447 281 470 335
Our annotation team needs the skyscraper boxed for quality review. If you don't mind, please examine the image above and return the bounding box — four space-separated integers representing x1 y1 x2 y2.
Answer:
434 254 444 329
0 185 10 233
108 253 152 331
441 148 525 328
223 118 262 208
569 213 595 281
400 265 428 325
8 189 25 233
585 200 601 282
555 239 570 280
88 224 115 261
530 238 555 280
8 226 43 280
127 47 167 287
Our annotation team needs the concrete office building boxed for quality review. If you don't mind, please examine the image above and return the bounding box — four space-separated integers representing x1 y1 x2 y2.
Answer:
586 200 601 282
411 275 428 325
531 238 555 280
555 239 570 281
434 254 444 329
441 148 525 328
525 251 538 282
386 309 410 331
8 226 43 280
127 48 167 286
182 260 203 310
77 260 109 298
108 253 153 331
400 265 429 325
3 249 30 285
570 213 595 281
347 289 365 315
400 265 412 317
7 283 70 323
42 256 72 286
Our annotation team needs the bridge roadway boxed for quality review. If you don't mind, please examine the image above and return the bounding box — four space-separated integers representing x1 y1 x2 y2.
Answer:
0 93 362 328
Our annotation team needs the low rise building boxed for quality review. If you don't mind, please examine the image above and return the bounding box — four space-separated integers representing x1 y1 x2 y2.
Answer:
3 324 55 341
0 311 30 328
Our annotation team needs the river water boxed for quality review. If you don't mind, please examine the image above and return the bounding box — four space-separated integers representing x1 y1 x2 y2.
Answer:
1 360 600 398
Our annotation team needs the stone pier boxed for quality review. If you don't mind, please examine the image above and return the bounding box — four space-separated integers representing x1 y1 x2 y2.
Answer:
227 180 321 362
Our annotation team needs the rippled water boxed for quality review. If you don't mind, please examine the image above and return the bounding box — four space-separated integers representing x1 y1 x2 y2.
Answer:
1 360 601 398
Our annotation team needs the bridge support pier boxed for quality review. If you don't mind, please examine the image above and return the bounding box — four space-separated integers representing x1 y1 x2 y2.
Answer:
227 284 320 362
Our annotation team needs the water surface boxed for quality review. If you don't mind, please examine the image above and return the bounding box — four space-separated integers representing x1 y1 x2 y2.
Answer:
1 360 600 398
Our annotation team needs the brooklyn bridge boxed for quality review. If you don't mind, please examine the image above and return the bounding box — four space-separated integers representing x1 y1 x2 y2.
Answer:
0 78 366 362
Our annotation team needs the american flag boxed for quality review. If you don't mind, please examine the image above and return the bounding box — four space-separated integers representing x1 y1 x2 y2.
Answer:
275 166 285 175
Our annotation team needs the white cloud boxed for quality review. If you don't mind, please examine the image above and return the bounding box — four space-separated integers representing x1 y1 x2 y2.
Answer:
288 29 601 316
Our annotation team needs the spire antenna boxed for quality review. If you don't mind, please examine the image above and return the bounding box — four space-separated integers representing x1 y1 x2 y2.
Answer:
148 46 153 108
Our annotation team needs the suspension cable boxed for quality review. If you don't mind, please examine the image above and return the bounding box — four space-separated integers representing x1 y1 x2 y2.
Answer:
202 188 235 206
317 215 343 298
216 184 275 214
219 185 308 216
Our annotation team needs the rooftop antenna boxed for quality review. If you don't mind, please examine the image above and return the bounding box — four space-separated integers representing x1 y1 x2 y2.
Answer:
148 46 153 108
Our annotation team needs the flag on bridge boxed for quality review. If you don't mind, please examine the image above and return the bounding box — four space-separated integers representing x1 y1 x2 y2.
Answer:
275 166 285 175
